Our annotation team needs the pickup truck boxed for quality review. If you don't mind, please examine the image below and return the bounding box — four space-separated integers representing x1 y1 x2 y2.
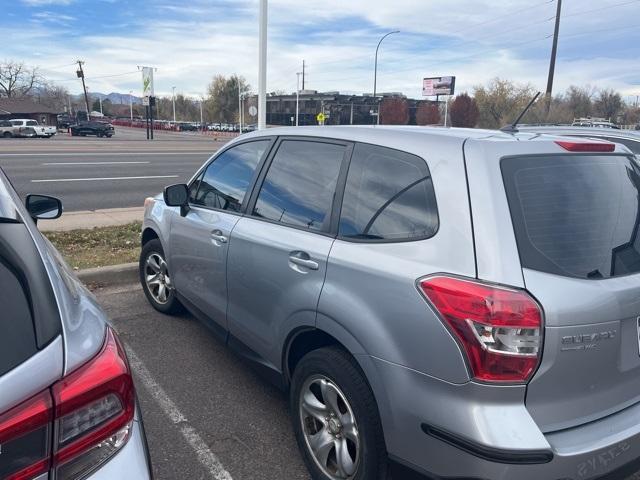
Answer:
9 119 57 137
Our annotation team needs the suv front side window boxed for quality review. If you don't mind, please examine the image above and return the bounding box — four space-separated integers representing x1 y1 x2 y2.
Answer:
253 140 346 232
26 120 37 126
191 140 270 212
339 143 438 241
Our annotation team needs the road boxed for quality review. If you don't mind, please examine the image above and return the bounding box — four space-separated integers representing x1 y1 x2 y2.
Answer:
0 127 225 211
95 282 310 480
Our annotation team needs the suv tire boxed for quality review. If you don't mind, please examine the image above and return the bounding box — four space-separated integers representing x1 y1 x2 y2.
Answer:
290 346 388 480
139 239 183 314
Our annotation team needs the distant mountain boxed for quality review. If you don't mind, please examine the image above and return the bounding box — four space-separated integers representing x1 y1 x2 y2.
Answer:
71 92 142 105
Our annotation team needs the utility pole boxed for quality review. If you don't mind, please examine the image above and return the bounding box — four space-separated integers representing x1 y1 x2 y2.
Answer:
545 0 562 112
129 91 133 121
76 60 90 119
172 86 176 124
99 96 103 115
373 30 399 125
258 0 268 130
200 98 204 132
302 60 305 91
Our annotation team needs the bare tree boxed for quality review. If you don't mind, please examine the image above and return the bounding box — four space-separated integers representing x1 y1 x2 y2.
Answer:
473 78 536 129
565 85 596 118
206 74 251 123
0 60 41 97
379 97 409 125
449 94 479 127
595 89 623 120
415 102 441 125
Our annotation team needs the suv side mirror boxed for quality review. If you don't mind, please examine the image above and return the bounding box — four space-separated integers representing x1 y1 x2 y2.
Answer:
25 194 63 221
164 184 189 207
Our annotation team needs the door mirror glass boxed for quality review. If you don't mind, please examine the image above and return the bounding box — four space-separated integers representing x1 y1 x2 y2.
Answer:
164 184 189 207
25 194 63 220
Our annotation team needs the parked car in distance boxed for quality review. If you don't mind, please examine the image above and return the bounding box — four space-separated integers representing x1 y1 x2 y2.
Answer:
0 168 152 479
70 121 115 137
57 113 73 129
9 118 56 137
0 120 20 138
571 117 619 128
178 122 198 131
140 126 640 480
518 125 640 156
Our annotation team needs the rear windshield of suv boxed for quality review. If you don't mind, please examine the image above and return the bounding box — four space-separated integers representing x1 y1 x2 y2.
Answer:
502 154 640 279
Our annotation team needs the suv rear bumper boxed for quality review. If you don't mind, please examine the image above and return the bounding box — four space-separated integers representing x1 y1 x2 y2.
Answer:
367 356 640 480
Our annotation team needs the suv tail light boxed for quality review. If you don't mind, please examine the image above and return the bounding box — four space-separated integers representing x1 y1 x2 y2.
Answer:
419 276 543 383
555 140 615 152
0 327 134 480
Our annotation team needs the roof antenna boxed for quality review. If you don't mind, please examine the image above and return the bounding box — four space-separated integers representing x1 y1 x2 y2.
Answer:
501 91 541 133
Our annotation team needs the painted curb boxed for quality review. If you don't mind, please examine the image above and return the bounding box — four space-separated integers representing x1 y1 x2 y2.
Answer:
77 262 138 287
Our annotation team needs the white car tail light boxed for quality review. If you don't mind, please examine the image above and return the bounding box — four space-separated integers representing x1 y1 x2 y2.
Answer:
419 275 543 383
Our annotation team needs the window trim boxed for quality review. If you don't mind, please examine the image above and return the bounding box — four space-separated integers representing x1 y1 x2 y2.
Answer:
244 136 353 237
334 142 440 244
186 137 276 215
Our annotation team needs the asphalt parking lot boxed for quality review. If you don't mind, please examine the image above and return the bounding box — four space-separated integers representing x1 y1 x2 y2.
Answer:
95 282 310 480
0 127 225 211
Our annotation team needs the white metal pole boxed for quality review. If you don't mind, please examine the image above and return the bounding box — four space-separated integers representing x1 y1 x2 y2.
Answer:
444 97 448 127
129 91 133 121
200 99 203 131
99 97 103 115
258 0 268 130
296 72 301 126
172 86 176 124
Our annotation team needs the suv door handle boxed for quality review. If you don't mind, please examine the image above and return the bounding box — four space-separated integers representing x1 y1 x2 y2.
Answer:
211 230 228 244
288 254 319 271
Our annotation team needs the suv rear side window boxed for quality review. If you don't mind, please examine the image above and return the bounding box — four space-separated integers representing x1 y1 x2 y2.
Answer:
253 140 345 232
502 155 640 279
191 140 270 212
339 143 438 241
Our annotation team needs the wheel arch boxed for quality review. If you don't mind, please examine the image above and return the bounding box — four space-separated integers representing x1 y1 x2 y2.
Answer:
141 227 159 246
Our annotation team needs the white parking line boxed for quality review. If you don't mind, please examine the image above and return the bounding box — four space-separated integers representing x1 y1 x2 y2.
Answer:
0 152 211 157
43 161 151 165
126 347 234 480
31 175 179 183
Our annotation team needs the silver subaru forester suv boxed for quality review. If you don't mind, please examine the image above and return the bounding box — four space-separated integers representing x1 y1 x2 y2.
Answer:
140 126 640 480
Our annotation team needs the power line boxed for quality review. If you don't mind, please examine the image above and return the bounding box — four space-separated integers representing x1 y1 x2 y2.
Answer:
562 0 640 18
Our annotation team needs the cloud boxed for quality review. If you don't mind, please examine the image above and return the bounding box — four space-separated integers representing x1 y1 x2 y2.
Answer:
21 0 74 5
2 0 638 100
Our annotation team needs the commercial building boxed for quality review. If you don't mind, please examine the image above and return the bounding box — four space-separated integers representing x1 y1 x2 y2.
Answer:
0 98 59 126
262 91 436 126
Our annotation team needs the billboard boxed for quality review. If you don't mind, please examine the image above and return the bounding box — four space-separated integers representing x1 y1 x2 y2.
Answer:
142 67 155 97
422 76 456 96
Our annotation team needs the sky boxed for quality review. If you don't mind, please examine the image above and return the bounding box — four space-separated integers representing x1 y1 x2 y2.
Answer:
1 0 638 101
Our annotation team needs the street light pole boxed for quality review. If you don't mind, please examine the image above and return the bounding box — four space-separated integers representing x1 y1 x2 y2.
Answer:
258 0 268 130
296 72 302 126
129 91 133 121
172 86 176 124
373 30 399 125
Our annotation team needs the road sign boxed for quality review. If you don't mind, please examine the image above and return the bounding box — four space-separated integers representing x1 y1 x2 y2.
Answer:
249 105 258 117
422 76 456 96
316 112 326 123
142 96 150 106
142 67 155 97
